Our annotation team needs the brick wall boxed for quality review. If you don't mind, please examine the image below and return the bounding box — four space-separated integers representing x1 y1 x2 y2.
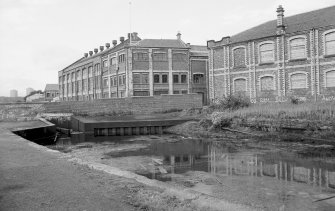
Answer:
44 94 202 114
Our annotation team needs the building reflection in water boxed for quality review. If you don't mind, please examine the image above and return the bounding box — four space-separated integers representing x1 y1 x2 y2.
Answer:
207 143 335 190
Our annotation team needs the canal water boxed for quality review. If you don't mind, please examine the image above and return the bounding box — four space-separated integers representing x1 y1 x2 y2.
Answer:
54 134 335 210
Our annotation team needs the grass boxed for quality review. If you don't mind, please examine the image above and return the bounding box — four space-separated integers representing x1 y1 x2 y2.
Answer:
212 101 335 121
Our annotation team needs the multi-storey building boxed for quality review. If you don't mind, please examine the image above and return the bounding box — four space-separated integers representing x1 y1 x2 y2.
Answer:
59 33 209 104
207 5 335 103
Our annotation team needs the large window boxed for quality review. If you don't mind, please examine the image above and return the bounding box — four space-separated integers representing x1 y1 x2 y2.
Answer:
153 52 167 61
290 73 307 89
110 57 117 65
233 47 246 67
118 54 125 63
260 76 274 91
234 78 247 92
325 32 335 56
133 73 149 84
326 70 335 87
103 78 109 88
154 74 160 83
259 43 274 63
133 52 149 61
173 74 179 83
162 74 168 83
289 37 306 60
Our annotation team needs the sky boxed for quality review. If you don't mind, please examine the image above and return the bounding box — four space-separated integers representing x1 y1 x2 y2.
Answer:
0 0 334 96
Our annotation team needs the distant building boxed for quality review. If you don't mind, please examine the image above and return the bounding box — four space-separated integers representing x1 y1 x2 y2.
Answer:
44 84 59 102
26 93 44 102
26 88 34 96
207 5 335 102
10 89 18 97
58 32 209 104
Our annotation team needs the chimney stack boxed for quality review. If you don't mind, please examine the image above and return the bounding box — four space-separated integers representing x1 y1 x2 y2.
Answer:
133 32 138 40
89 51 93 56
84 53 88 58
276 5 285 28
94 48 98 54
99 46 104 52
112 40 117 46
177 31 181 40
105 43 110 49
120 36 125 42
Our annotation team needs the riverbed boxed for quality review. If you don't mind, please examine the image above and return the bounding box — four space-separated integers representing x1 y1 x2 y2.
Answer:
48 134 335 211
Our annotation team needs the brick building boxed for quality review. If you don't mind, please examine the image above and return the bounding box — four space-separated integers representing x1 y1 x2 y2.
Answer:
59 33 208 104
44 84 59 102
207 5 335 103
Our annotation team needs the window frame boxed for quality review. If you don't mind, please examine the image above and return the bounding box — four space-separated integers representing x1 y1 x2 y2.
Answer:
259 75 276 91
323 29 335 57
258 41 275 64
233 77 248 93
232 46 247 67
289 71 308 89
288 35 307 60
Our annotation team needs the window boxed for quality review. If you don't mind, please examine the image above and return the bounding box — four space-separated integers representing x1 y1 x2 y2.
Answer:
181 90 188 94
181 74 187 83
113 76 117 86
88 78 92 91
154 74 160 83
119 75 122 85
76 70 80 80
291 73 307 89
260 76 274 91
326 70 335 87
172 53 186 62
122 75 126 85
110 57 117 65
193 74 204 84
234 78 247 92
173 74 179 83
103 60 108 67
259 43 274 63
162 74 168 83
153 52 167 61
133 52 148 61
133 73 149 84
233 47 246 67
289 37 306 60
325 32 335 56
88 67 92 76
103 78 109 88
173 90 180 94
154 90 168 95
82 80 87 91
118 54 125 63
71 72 75 80
133 91 149 96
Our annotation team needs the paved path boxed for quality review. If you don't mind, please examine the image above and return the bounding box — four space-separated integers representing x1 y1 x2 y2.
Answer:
0 122 136 211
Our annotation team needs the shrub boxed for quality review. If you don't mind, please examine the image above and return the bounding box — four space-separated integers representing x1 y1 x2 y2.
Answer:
210 94 250 111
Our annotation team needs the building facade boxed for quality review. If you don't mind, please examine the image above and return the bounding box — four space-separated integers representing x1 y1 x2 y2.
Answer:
44 84 59 102
58 33 209 104
207 5 335 103
10 89 18 98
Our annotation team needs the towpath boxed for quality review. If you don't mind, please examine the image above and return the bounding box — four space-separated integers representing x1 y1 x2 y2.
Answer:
0 121 137 211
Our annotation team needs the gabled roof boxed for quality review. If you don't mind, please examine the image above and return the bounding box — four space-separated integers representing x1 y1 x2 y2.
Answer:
135 39 188 48
230 5 335 44
45 84 59 91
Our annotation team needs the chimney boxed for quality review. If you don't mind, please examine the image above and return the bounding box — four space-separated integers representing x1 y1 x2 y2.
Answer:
112 40 117 46
276 5 285 28
94 48 98 54
105 43 110 49
132 32 138 40
99 46 104 52
120 36 125 43
128 33 131 39
89 51 93 56
177 31 181 40
84 53 88 58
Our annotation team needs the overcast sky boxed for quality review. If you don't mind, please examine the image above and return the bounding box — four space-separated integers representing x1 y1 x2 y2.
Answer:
0 0 334 96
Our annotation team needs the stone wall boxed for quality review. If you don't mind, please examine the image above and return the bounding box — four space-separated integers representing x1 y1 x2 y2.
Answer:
44 94 202 114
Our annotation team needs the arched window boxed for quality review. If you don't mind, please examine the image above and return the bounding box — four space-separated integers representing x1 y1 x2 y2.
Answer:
325 32 335 56
233 47 246 67
289 37 306 60
234 78 247 92
260 76 274 91
291 73 307 89
326 70 335 87
259 43 274 63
